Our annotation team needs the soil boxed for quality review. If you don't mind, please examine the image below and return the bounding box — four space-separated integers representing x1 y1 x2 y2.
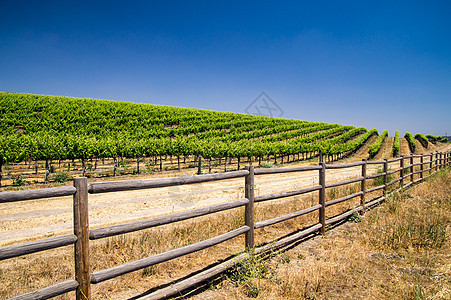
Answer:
2 141 450 247
374 137 394 160
399 138 412 156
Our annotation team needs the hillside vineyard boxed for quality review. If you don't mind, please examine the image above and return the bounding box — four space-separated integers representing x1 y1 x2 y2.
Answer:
0 92 378 165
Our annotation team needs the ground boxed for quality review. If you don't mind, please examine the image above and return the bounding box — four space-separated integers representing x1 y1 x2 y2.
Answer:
0 142 450 299
191 168 451 299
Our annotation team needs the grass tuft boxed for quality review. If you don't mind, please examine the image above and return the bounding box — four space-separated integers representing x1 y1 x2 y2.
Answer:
199 167 451 299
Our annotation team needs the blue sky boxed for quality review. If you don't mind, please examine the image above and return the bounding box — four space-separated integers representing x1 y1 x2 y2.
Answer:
1 1 450 136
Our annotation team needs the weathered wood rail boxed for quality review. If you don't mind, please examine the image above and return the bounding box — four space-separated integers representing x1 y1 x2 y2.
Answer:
1 151 450 300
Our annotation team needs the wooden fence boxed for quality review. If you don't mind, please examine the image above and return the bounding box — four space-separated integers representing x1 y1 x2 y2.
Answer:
0 151 450 300
0 150 327 188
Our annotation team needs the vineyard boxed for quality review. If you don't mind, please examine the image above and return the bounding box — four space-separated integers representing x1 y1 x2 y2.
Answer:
0 92 448 188
1 92 450 299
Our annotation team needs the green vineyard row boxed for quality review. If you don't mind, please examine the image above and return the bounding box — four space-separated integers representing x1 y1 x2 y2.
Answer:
404 132 416 153
393 131 400 157
368 129 388 158
0 93 369 163
0 93 445 166
415 133 429 149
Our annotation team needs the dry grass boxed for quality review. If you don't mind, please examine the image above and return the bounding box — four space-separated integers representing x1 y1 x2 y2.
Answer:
0 205 245 299
1 164 449 299
1 180 362 299
193 168 450 299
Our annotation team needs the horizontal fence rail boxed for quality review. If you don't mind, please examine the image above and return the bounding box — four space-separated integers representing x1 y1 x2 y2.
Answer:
0 186 76 203
325 191 363 207
88 170 249 194
254 185 322 203
89 198 249 240
365 196 386 208
366 173 384 180
10 280 79 300
366 184 385 194
1 151 449 300
253 165 322 174
0 234 77 260
90 226 250 284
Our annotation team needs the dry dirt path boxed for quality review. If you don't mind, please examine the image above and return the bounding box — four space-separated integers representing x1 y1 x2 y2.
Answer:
0 164 378 246
341 135 378 163
355 135 378 159
374 136 394 160
414 140 447 155
1 143 450 247
400 138 412 156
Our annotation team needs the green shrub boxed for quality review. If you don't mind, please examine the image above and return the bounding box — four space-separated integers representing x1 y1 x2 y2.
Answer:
51 171 71 183
348 212 363 223
404 132 416 153
119 159 129 167
227 253 269 285
373 167 394 187
260 162 274 168
426 134 440 143
368 129 388 158
414 133 428 148
393 131 400 157
11 175 29 186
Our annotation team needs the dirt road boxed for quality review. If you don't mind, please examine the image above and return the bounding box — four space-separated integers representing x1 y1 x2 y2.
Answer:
1 144 450 247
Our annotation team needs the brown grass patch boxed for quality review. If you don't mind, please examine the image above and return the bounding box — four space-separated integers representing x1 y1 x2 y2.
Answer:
1 165 449 299
193 168 450 299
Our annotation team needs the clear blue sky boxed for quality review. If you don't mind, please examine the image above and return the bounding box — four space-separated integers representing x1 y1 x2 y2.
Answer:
1 1 450 136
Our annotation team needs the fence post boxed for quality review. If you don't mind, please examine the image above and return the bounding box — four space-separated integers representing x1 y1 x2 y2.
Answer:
430 153 433 175
431 153 435 175
319 162 326 235
383 159 388 197
434 151 438 173
440 152 443 169
437 152 440 170
400 156 404 188
73 177 91 300
410 155 414 183
360 159 367 214
244 166 255 249
420 154 424 181
437 152 441 171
